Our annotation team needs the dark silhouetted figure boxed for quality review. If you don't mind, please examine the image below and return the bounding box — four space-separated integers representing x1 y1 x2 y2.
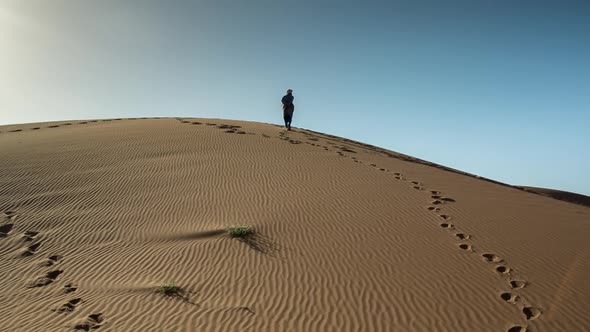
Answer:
281 89 294 130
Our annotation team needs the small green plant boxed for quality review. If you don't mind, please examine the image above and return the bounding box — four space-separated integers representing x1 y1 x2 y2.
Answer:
225 225 254 237
159 281 181 296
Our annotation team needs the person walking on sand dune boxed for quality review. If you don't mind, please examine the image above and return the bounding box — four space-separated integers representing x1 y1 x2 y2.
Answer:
281 89 295 130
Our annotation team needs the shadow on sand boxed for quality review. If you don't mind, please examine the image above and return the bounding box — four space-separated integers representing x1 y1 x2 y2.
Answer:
236 233 279 256
169 229 226 241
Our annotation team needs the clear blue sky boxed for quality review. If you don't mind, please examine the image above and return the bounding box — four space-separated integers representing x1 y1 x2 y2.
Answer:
1 1 589 195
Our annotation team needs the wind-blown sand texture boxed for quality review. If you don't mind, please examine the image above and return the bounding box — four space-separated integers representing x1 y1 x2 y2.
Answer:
1 118 588 332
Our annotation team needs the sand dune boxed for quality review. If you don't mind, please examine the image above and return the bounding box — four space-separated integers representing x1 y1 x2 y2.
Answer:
516 186 590 208
0 118 588 331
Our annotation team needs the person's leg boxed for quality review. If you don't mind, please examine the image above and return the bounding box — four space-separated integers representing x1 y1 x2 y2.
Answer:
284 113 291 130
287 107 294 130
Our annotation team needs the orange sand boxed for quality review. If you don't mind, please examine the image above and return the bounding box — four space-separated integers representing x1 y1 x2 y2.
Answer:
0 118 588 331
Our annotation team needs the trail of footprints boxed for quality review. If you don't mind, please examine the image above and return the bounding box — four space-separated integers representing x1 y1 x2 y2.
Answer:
177 119 364 156
292 132 543 330
420 189 541 331
0 209 105 330
250 126 545 331
176 118 259 136
1 117 158 134
241 126 544 331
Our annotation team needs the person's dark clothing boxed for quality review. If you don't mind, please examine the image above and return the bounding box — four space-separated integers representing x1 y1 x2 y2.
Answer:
281 94 294 106
281 94 295 130
283 108 293 130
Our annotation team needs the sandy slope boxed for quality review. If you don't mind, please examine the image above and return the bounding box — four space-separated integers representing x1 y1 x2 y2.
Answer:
516 186 590 208
0 118 588 332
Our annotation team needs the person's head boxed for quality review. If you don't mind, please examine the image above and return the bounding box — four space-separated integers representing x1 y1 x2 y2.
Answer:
287 89 293 95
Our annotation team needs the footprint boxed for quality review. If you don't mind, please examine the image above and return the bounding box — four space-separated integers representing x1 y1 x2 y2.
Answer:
413 186 423 190
439 215 451 220
21 242 41 256
64 283 78 294
31 127 41 130
507 326 528 332
496 265 511 275
430 191 441 195
411 181 421 185
379 168 386 171
509 280 527 289
458 243 474 251
74 313 104 331
427 206 441 212
53 298 82 313
191 122 202 125
180 120 190 123
22 231 39 241
0 223 13 237
441 197 456 202
3 210 16 220
218 124 238 129
440 223 454 229
79 122 88 124
500 292 520 304
340 147 356 153
40 255 62 267
262 134 270 138
431 195 442 199
28 270 63 288
455 233 471 240
482 253 504 263
523 306 541 320
432 200 443 205
231 306 256 315
48 125 60 128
